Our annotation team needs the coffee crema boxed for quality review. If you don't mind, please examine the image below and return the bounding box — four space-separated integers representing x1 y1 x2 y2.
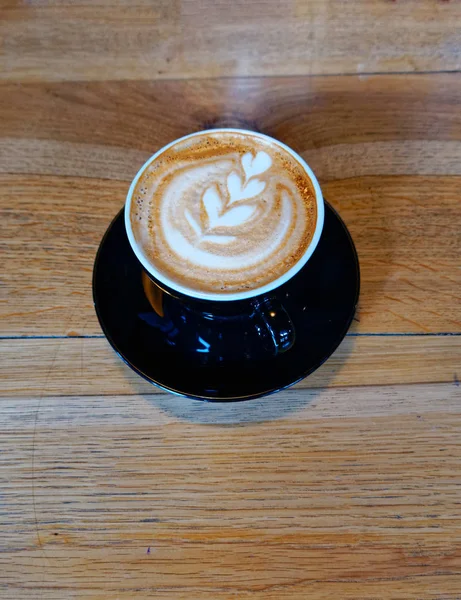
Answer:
130 131 317 295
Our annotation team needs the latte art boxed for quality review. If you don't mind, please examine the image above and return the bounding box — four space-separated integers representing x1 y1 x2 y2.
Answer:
130 131 318 296
186 151 272 243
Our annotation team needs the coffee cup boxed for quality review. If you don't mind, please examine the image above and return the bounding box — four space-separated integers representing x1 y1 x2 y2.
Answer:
125 129 324 358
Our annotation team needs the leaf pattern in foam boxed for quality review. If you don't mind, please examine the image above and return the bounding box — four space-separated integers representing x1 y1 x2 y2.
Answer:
227 172 266 204
202 185 222 228
215 204 257 227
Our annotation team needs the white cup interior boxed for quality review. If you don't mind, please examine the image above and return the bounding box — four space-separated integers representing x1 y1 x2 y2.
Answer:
125 128 325 301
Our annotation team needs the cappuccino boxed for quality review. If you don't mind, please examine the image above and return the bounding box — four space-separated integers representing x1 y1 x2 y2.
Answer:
129 130 318 296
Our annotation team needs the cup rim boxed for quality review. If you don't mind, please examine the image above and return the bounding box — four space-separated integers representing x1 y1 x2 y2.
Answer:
125 128 325 302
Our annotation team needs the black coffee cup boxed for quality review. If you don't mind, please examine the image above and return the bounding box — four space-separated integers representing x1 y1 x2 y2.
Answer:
140 270 295 362
126 129 324 362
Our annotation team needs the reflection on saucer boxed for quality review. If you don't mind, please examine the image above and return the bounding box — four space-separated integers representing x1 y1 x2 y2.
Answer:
142 271 164 317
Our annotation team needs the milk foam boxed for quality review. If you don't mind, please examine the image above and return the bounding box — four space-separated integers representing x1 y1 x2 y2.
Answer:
130 131 317 294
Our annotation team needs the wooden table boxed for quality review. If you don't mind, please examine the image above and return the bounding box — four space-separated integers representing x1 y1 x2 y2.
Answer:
1 2 461 598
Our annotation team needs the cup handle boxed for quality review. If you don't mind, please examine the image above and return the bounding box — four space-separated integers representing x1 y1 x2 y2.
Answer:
252 297 295 355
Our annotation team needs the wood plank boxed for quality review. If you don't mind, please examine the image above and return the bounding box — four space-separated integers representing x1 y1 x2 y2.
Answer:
2 336 460 398
1 384 460 598
2 137 461 183
1 75 460 158
0 1 460 81
2 384 461 427
2 174 460 336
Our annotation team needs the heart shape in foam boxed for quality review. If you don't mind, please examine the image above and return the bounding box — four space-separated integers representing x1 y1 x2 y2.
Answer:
203 185 257 229
215 204 257 227
242 151 272 180
227 172 265 204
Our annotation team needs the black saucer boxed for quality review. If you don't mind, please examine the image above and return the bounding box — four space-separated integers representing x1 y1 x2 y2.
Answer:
93 202 359 401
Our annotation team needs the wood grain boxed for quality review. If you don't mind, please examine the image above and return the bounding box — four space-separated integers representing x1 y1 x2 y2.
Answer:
1 75 460 158
0 0 460 81
1 383 460 598
2 335 460 398
2 4 461 596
